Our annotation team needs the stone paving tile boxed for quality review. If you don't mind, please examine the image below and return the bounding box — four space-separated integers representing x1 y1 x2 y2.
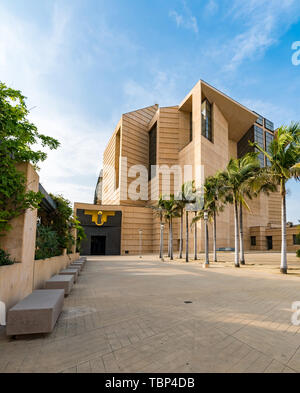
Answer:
1 256 300 373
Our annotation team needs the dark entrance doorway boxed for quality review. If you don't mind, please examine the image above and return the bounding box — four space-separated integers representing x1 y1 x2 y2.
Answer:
266 236 273 250
91 236 106 255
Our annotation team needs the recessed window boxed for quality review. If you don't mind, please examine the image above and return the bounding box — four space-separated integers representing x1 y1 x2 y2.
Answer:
266 236 273 250
293 234 300 245
254 125 264 167
264 119 274 132
265 132 274 166
115 128 121 190
201 99 212 142
149 122 157 180
254 112 264 126
251 236 256 246
189 112 193 143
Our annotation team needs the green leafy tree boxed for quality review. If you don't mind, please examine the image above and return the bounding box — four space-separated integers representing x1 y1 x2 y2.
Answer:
152 196 166 259
47 195 74 252
0 249 15 266
35 225 61 260
219 153 262 268
0 82 59 235
196 174 226 262
76 224 87 252
180 181 197 263
159 196 180 261
252 123 300 273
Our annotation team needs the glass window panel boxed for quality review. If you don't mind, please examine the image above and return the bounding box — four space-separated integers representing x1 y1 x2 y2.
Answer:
201 99 212 142
148 123 157 180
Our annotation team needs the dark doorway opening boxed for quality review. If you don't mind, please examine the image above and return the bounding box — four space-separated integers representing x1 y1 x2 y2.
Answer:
91 236 106 255
266 236 273 250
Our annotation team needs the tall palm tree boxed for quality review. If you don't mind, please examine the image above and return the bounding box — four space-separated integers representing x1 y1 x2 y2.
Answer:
219 153 262 267
175 198 185 259
239 166 278 264
152 196 165 259
202 174 226 262
252 122 300 274
180 181 197 263
160 195 180 261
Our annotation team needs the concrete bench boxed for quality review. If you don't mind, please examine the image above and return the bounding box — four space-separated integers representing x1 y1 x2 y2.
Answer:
77 258 86 266
6 290 64 336
59 269 79 283
45 275 74 296
70 262 83 271
68 265 81 273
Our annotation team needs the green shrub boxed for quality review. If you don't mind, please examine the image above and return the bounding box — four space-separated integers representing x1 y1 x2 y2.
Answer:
297 249 300 258
0 82 59 236
0 249 15 266
35 225 61 260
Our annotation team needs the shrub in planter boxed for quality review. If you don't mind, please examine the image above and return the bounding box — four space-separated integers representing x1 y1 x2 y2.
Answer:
0 249 15 266
297 249 300 258
35 225 61 260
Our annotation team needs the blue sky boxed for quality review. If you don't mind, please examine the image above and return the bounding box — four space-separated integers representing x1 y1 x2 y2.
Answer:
0 0 299 222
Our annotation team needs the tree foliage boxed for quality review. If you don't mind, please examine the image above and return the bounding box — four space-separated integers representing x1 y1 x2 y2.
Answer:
35 225 61 260
0 82 60 235
0 249 15 266
37 194 86 254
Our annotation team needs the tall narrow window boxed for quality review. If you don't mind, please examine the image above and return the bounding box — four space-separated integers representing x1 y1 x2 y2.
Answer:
149 123 157 180
189 112 193 142
201 99 212 142
254 125 264 167
265 132 274 166
115 128 121 190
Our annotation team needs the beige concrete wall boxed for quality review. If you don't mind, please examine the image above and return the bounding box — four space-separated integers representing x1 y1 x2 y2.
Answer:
121 105 158 206
34 253 79 289
0 163 39 311
102 119 122 205
0 163 80 315
250 225 300 252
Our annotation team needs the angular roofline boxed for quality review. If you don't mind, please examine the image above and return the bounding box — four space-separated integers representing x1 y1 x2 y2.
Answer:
123 104 159 116
200 79 256 117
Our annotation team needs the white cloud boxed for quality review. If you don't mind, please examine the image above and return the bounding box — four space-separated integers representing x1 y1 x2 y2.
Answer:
240 98 298 128
205 0 218 15
169 1 198 34
0 2 112 206
123 71 181 109
222 0 300 71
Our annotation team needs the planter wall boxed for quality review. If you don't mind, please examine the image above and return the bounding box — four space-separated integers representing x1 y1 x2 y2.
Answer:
33 253 79 289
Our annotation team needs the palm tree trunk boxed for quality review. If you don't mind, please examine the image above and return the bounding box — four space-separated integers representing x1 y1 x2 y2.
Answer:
179 208 183 259
194 212 197 260
170 217 173 260
239 201 245 265
168 221 170 257
213 210 217 262
159 213 163 259
280 182 287 274
204 217 209 266
234 198 240 268
185 211 189 263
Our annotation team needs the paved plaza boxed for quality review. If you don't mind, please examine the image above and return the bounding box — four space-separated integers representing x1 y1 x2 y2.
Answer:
1 253 300 373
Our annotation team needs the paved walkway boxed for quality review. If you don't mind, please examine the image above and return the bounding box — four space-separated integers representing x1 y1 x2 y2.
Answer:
1 255 300 373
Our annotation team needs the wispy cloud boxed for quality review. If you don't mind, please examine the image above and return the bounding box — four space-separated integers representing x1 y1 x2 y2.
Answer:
0 2 110 204
221 0 300 71
123 71 182 110
205 0 218 15
169 1 198 34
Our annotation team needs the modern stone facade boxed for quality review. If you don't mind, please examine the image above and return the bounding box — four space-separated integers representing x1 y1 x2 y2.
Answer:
74 80 294 256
